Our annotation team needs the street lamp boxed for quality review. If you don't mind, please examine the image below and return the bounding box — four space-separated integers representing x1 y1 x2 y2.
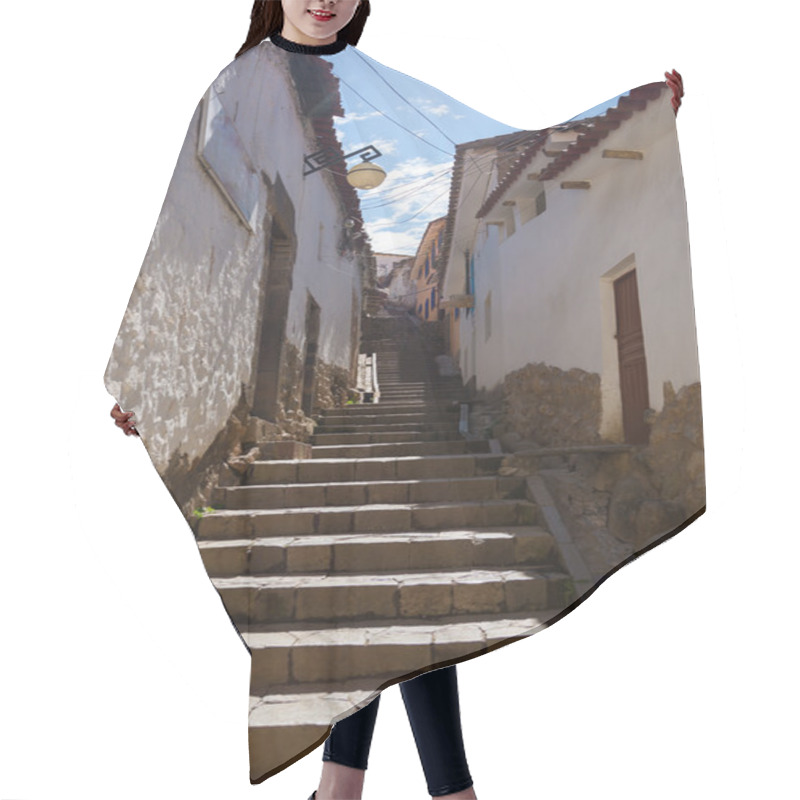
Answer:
345 160 387 190
304 144 387 190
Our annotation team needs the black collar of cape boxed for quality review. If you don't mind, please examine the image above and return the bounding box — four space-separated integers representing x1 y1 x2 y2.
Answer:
269 32 348 55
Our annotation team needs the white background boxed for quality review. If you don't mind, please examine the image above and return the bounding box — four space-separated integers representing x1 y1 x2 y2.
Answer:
1 2 796 798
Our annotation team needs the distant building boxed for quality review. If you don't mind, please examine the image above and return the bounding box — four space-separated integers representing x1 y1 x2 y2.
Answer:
374 252 416 311
411 217 447 322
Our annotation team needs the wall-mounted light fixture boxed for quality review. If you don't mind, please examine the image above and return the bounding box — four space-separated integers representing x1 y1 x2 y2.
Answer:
304 144 387 190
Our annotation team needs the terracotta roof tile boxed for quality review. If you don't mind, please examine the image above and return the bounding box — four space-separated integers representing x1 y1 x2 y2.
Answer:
289 56 370 254
437 82 666 293
479 82 666 216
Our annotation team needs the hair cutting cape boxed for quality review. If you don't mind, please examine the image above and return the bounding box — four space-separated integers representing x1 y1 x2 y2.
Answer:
105 33 704 783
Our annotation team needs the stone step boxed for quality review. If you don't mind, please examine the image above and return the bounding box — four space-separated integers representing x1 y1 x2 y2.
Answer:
196 498 538 540
310 439 488 460
373 396 464 405
372 380 430 386
375 358 430 362
377 382 461 389
373 393 459 401
215 475 525 511
377 380 435 386
244 612 554 692
319 405 459 419
247 453 505 484
315 421 459 435
377 385 463 390
367 344 430 350
372 391 433 396
198 527 555 578
372 368 429 373
248 688 376 782
317 415 459 430
371 348 426 352
353 402 457 412
376 375 461 381
213 565 566 625
380 390 463 397
376 374 448 379
311 429 463 446
376 390 462 399
377 384 463 390
378 377 461 383
319 414 459 427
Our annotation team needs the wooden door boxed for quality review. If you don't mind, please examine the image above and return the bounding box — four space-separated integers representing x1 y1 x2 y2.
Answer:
614 270 650 444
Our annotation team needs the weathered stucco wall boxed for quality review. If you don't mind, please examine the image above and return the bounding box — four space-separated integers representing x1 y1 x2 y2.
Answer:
461 94 700 429
105 43 361 481
103 86 270 476
376 254 416 310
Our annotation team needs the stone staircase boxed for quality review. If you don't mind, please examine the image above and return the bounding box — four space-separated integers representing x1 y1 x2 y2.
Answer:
195 311 572 780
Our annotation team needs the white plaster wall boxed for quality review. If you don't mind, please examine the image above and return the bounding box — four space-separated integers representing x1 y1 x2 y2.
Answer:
388 263 416 310
216 46 360 372
441 146 500 301
104 43 360 473
472 225 507 383
374 255 416 309
287 172 360 369
465 93 700 412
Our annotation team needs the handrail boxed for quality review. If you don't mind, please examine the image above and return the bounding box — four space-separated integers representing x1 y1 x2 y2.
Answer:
370 351 380 403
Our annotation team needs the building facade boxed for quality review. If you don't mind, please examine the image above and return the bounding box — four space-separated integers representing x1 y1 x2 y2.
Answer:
104 44 372 511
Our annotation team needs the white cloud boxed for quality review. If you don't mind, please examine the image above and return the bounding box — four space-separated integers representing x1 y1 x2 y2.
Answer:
372 138 398 156
337 110 383 124
410 97 454 118
423 103 451 117
365 225 427 256
345 137 398 156
359 155 453 254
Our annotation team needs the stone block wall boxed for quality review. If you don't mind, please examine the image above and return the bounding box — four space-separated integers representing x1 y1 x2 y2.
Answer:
161 387 253 522
501 362 602 447
163 340 357 525
487 373 703 570
314 362 353 412
276 342 352 428
644 381 704 511
606 381 704 545
278 341 304 422
621 380 705 545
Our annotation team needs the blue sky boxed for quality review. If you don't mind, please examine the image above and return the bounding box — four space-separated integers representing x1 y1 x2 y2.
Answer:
325 48 520 255
323 49 627 256
568 92 628 121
